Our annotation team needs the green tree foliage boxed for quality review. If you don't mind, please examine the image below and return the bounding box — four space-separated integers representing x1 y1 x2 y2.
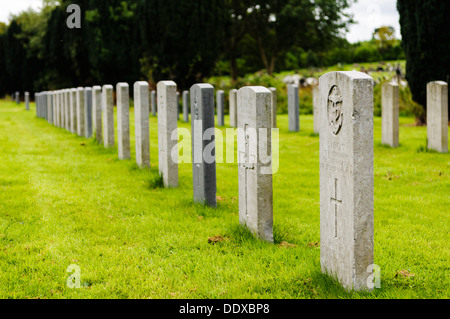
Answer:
397 0 450 122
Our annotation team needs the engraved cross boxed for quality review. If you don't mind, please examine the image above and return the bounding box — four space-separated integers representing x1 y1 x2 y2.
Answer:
330 178 342 238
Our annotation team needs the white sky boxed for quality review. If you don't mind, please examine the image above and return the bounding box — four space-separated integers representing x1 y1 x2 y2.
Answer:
346 0 401 43
0 0 401 43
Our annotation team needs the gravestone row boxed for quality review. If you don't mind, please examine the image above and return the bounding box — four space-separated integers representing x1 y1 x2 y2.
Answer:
28 74 447 294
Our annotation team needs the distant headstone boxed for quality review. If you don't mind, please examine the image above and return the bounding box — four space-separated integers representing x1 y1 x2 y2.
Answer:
70 89 77 133
60 91 65 129
182 90 189 123
319 71 374 292
151 90 157 117
116 83 130 160
229 89 238 128
102 85 115 148
216 90 225 127
92 86 102 144
15 92 19 105
52 92 57 125
176 91 180 120
84 88 93 138
76 88 85 136
313 85 320 134
191 83 216 207
47 92 53 124
134 81 150 167
237 86 273 243
382 82 399 148
65 89 70 130
288 84 299 132
157 80 178 187
25 92 29 111
427 81 448 153
269 87 277 128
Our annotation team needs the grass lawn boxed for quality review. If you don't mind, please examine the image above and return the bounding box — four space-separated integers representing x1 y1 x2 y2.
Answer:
0 99 448 299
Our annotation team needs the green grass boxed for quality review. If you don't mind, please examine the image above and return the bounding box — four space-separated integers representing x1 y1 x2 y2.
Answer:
0 99 449 299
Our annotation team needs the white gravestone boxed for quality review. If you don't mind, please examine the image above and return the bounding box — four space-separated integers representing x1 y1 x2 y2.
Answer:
427 81 448 153
382 82 399 148
134 81 150 167
319 71 374 292
102 85 115 148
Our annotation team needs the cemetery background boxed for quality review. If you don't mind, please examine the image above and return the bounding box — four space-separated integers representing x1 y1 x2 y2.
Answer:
0 1 449 299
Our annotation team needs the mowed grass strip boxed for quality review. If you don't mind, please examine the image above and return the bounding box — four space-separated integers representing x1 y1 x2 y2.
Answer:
0 99 448 299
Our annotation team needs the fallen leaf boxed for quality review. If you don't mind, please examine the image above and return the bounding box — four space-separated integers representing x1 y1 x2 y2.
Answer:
396 269 415 278
307 242 320 248
279 241 296 248
208 235 229 244
216 196 225 202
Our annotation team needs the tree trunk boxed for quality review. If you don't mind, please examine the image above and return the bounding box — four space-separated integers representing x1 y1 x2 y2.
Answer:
230 55 238 84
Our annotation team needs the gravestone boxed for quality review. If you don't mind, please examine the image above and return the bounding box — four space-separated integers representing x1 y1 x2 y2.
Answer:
25 92 29 111
288 84 299 132
229 89 238 128
47 92 53 124
15 92 19 105
116 83 130 160
54 91 58 126
61 90 66 128
191 83 216 207
102 85 115 148
182 90 189 123
157 80 178 188
76 88 85 136
381 82 399 147
237 86 273 243
269 87 277 128
319 71 374 292
70 89 77 134
92 86 102 144
216 90 225 127
427 81 448 153
52 92 56 125
134 81 150 167
151 90 157 117
65 89 70 130
176 91 180 120
313 85 320 134
84 87 93 138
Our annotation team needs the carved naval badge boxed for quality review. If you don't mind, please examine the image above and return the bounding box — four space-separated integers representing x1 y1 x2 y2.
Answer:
327 86 343 135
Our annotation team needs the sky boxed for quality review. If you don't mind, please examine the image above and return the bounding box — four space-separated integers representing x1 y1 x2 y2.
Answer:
0 0 401 43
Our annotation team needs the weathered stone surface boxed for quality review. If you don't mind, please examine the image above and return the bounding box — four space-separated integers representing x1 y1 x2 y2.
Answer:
134 81 150 167
52 92 57 125
237 86 273 243
25 92 29 111
92 86 102 144
65 89 70 130
183 90 189 123
427 81 448 153
269 87 277 128
84 87 93 138
319 71 374 292
102 85 115 148
77 88 85 136
157 81 178 188
216 90 225 127
15 92 19 104
288 84 299 132
70 89 77 134
176 91 180 120
229 89 238 128
47 92 53 124
191 83 216 207
313 85 320 134
117 83 130 160
382 82 399 147
60 90 65 130
151 90 157 117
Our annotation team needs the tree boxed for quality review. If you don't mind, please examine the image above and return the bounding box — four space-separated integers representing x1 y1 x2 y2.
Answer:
373 26 396 56
244 0 353 75
398 0 450 123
